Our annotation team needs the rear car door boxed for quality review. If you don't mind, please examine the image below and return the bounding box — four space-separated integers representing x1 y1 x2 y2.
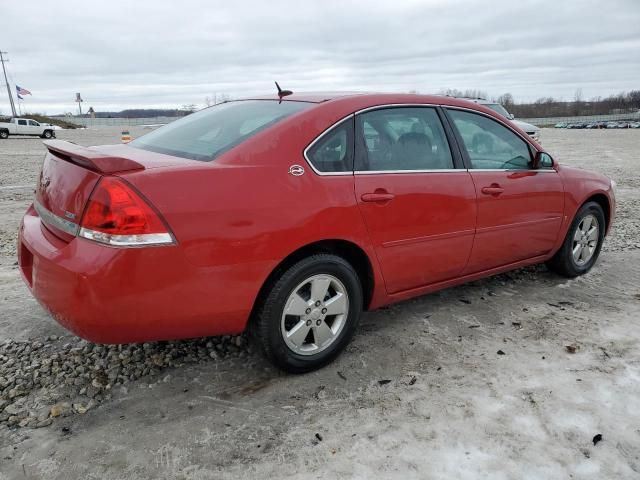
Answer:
353 106 477 294
445 108 564 274
17 119 28 134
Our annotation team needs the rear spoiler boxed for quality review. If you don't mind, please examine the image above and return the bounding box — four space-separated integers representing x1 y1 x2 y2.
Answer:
43 140 144 174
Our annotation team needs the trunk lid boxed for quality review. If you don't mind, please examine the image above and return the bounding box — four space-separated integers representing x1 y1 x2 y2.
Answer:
35 140 189 241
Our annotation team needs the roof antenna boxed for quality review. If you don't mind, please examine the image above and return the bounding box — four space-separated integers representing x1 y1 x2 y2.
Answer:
275 81 292 103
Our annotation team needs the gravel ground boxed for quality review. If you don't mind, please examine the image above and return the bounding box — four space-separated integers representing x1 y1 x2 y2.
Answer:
0 128 639 479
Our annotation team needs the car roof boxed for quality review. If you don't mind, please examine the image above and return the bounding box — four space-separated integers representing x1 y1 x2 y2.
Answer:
243 91 494 110
246 92 373 103
450 97 496 105
240 91 543 144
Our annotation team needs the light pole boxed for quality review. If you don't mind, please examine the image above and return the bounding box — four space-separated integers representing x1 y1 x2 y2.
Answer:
0 51 17 117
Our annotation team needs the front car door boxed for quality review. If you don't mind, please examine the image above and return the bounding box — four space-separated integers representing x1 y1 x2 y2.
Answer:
444 107 564 274
27 120 41 135
354 106 477 294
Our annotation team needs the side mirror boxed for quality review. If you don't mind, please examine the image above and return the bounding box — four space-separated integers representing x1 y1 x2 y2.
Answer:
534 151 554 169
508 113 515 120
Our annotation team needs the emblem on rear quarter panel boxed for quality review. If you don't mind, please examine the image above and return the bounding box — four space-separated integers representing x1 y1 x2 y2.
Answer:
289 165 305 176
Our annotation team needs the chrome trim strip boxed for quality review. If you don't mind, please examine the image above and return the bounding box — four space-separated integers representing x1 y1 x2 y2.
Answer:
33 200 79 236
302 114 355 177
353 103 439 116
78 228 174 247
469 169 557 173
304 104 454 177
354 168 555 174
303 103 545 176
355 169 462 175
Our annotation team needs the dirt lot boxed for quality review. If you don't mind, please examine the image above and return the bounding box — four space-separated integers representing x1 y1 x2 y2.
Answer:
0 128 639 479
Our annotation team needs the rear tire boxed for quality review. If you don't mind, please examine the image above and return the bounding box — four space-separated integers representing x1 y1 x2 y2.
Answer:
252 254 363 373
0 130 8 139
546 201 605 277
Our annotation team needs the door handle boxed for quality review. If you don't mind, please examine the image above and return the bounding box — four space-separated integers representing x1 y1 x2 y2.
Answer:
481 184 504 196
361 192 395 203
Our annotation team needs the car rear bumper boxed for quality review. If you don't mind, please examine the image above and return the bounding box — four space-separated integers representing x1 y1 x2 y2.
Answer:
18 204 260 343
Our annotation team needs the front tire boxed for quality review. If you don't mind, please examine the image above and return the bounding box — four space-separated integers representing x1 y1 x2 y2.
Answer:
252 254 363 373
546 201 605 277
41 130 53 139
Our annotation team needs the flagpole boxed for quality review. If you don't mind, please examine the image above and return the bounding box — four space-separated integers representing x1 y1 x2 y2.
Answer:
0 51 17 117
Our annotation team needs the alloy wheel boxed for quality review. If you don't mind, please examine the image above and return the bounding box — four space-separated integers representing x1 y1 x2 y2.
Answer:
280 274 349 356
572 214 600 266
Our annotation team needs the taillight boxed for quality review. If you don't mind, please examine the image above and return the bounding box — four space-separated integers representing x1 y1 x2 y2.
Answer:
78 177 174 247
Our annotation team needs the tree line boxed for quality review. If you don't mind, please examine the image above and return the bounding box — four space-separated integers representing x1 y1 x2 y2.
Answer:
496 89 640 118
439 88 640 118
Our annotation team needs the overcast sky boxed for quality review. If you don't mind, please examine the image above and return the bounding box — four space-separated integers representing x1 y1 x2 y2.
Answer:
1 0 639 114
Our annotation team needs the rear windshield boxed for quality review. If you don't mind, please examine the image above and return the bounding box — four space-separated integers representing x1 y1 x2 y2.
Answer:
130 100 311 161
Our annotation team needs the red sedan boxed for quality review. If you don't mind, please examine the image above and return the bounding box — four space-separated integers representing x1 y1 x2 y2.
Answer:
18 92 615 372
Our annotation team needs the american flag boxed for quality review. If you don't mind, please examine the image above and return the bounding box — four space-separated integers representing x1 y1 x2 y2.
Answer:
16 85 32 99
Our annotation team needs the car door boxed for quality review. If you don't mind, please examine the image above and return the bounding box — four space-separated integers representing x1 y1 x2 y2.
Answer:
354 106 477 294
444 108 564 274
17 119 28 134
27 120 41 135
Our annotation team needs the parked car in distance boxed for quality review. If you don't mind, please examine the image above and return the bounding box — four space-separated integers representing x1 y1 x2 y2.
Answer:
0 117 56 139
462 98 540 142
629 121 640 128
18 92 616 372
606 122 619 129
555 122 568 128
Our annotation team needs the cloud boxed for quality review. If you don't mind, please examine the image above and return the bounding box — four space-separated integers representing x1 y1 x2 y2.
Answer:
1 0 639 113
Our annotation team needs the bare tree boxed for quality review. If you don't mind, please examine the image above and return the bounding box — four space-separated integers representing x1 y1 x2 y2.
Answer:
205 93 231 107
439 88 487 99
497 93 514 108
573 88 583 116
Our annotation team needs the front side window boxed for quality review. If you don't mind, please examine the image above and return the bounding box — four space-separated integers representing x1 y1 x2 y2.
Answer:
131 100 311 161
447 109 532 169
306 119 353 173
28 120 39 126
355 107 454 171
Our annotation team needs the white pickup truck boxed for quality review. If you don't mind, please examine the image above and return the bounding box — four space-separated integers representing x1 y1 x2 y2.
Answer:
0 118 56 139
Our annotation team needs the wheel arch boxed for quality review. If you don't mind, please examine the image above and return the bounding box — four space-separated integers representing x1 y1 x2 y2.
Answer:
583 193 611 233
250 239 375 321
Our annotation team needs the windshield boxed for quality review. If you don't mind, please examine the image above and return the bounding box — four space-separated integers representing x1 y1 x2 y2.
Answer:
485 103 512 118
131 100 312 161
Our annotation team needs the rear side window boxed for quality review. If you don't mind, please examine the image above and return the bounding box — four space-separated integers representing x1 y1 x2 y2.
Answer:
18 120 27 126
355 107 454 171
305 119 354 173
131 100 311 161
447 109 532 169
